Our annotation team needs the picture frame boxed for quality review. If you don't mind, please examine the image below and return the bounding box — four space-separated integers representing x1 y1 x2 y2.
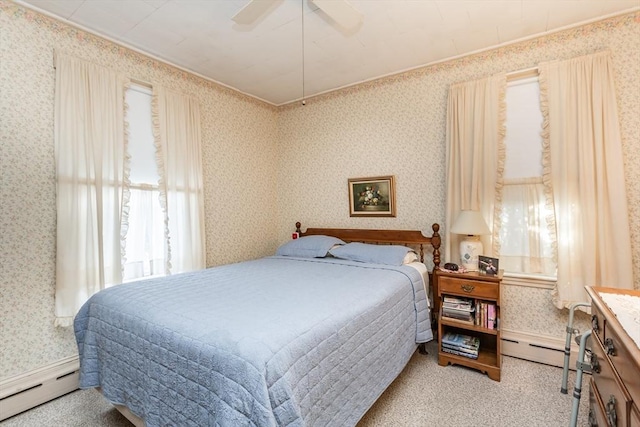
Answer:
348 175 396 217
478 255 499 275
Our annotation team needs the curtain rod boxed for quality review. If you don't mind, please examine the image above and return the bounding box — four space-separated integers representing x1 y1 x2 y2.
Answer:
52 49 153 88
506 66 539 81
130 78 153 89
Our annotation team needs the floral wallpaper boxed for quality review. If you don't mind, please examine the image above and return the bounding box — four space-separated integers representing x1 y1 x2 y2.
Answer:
275 13 639 342
1 0 638 380
0 1 279 378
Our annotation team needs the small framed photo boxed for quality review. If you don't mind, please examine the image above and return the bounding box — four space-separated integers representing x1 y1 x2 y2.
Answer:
479 255 499 275
348 175 396 217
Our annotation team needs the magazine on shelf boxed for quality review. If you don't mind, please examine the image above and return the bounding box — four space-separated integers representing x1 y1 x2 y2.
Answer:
442 347 479 359
443 296 474 306
442 343 478 356
441 332 480 351
442 306 474 316
442 313 474 324
442 315 475 325
442 304 474 313
442 305 474 314
443 297 473 304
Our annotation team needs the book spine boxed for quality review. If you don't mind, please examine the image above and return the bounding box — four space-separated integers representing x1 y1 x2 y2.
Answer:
487 304 495 330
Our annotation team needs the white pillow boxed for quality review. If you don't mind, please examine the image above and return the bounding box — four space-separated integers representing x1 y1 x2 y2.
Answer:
403 251 419 264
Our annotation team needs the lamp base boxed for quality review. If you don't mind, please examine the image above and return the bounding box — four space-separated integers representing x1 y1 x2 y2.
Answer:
459 235 483 271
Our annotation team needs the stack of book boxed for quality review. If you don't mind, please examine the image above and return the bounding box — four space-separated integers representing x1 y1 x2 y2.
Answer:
442 296 475 324
475 301 497 329
441 332 480 359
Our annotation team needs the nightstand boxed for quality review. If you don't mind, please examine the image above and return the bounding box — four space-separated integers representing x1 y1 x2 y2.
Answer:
435 269 503 381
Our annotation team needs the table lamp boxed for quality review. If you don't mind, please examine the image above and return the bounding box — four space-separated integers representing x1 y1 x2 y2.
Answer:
450 210 491 271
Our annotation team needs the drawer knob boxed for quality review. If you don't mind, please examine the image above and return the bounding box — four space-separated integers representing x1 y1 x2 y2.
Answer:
590 353 601 374
604 338 616 356
461 284 475 293
605 395 617 427
591 314 600 333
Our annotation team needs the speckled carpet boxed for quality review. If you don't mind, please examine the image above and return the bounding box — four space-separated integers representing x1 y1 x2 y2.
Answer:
1 340 588 426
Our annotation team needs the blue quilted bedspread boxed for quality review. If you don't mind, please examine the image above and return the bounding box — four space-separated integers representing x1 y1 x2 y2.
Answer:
74 256 432 426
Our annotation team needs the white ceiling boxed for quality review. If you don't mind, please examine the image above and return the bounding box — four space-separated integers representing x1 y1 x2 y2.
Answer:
18 0 640 106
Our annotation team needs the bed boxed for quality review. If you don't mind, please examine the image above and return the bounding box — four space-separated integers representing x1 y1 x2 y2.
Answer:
74 223 441 426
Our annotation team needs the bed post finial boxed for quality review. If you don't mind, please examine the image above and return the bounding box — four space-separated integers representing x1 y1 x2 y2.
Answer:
431 223 441 269
295 222 302 234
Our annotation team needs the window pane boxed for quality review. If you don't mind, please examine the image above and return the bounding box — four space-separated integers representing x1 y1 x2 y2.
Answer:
501 77 556 277
123 187 166 281
125 86 159 185
123 84 166 281
499 180 555 276
504 77 544 180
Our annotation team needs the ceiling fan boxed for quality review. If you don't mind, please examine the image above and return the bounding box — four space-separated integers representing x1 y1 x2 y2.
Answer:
232 0 363 30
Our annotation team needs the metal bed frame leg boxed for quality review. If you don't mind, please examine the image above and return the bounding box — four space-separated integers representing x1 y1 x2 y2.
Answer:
570 330 592 427
561 302 590 394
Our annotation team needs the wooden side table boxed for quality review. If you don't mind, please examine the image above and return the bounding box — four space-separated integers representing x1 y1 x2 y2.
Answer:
436 269 503 381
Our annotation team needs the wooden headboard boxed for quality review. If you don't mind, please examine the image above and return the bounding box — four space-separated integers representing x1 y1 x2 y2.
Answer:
295 222 441 269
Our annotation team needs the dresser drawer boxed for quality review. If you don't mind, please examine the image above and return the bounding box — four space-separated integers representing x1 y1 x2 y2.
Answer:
589 379 609 427
438 276 499 300
602 316 640 406
591 335 632 427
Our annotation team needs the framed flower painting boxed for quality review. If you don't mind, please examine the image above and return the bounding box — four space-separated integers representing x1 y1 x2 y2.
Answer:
348 175 396 217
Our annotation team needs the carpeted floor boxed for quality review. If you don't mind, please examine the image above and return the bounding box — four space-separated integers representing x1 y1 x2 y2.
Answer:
1 341 589 426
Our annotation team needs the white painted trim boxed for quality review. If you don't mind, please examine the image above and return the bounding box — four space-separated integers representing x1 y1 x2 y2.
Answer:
502 274 556 290
501 329 582 369
0 356 79 421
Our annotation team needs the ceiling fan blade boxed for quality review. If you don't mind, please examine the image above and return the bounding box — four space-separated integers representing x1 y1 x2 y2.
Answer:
232 0 280 25
310 0 363 29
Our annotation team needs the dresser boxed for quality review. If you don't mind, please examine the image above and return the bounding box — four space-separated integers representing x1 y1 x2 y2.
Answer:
585 286 640 427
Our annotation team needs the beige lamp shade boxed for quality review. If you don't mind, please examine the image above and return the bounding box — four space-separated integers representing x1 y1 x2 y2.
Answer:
450 210 491 236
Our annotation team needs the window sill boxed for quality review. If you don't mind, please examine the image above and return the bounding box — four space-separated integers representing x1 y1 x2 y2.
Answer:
502 272 557 289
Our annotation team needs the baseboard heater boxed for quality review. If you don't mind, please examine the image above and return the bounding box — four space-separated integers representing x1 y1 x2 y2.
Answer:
501 329 582 370
0 356 79 421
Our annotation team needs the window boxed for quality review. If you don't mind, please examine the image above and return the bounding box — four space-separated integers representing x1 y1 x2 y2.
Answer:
123 85 167 282
54 55 205 325
499 76 555 277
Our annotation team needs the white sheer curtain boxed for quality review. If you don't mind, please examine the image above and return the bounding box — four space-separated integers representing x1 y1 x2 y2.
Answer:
445 73 506 263
123 186 166 280
152 86 206 273
539 50 634 308
54 53 129 326
123 85 167 281
499 178 555 275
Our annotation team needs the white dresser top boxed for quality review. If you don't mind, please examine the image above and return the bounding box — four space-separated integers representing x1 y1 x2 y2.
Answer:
600 292 640 350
